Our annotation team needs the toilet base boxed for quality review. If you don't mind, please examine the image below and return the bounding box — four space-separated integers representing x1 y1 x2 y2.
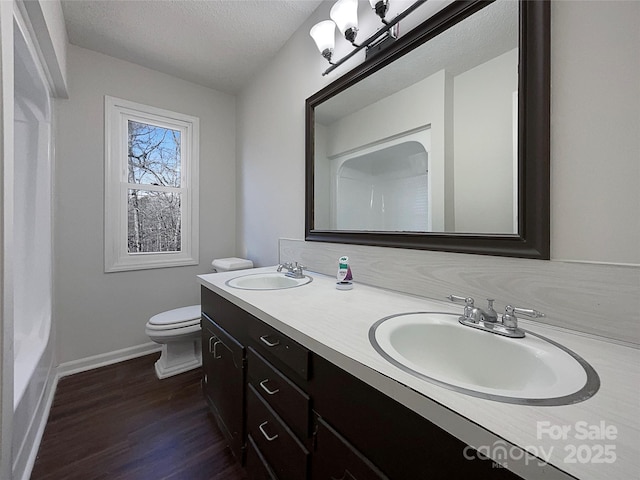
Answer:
154 339 202 379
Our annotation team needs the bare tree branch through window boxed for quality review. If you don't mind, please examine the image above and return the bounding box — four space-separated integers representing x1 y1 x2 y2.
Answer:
127 121 182 253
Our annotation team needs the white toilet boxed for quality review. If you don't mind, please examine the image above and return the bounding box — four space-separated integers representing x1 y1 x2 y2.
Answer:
145 257 253 379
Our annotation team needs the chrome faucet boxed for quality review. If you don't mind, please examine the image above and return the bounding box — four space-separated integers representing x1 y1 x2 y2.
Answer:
277 262 293 273
277 261 307 279
447 294 545 338
447 295 497 324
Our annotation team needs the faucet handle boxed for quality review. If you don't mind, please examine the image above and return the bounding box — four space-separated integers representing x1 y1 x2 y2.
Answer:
502 305 545 329
511 306 545 318
282 262 306 278
447 295 475 320
447 294 474 306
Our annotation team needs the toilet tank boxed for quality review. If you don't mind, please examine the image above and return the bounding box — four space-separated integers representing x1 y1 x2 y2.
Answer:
212 257 253 272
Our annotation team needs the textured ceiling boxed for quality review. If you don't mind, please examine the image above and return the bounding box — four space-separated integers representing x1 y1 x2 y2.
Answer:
61 0 325 94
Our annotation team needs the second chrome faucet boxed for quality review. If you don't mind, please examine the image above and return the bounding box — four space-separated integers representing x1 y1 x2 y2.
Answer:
276 261 307 279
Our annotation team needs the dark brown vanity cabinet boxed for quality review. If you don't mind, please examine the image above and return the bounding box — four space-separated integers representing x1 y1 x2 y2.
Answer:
246 434 278 479
311 415 388 480
201 313 246 462
201 288 314 477
201 287 524 480
246 329 312 478
247 384 310 479
247 347 311 443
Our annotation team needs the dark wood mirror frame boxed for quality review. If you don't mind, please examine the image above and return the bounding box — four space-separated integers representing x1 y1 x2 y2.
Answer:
305 0 550 259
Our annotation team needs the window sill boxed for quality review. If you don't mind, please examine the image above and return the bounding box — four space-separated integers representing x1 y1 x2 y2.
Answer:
105 253 199 273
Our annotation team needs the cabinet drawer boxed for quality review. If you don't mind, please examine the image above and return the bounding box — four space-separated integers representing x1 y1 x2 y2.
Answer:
312 415 388 480
248 384 310 480
246 434 278 480
248 347 311 440
249 320 310 380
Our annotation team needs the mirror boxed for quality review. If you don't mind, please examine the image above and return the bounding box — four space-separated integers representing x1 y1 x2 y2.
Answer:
306 0 550 259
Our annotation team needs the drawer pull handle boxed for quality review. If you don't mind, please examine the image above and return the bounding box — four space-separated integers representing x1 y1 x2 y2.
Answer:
259 335 280 348
259 379 280 395
258 421 279 442
331 471 357 480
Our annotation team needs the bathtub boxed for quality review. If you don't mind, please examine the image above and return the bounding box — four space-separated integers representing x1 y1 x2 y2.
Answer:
11 13 56 480
13 15 53 410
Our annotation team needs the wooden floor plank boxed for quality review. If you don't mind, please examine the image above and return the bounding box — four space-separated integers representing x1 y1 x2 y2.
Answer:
31 353 247 480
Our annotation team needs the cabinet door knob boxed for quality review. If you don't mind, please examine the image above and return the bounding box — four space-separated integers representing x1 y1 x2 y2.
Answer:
259 379 280 395
259 335 280 348
258 421 279 441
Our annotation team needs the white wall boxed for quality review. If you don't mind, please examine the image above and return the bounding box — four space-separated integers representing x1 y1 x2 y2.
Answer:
236 2 334 266
54 45 237 364
454 48 517 234
237 0 640 267
551 1 640 264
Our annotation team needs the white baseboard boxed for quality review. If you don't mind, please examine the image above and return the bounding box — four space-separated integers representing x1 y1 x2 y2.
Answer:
57 342 162 379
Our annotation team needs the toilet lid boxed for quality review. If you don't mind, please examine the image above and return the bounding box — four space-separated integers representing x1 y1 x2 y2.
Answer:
145 319 200 332
148 305 201 327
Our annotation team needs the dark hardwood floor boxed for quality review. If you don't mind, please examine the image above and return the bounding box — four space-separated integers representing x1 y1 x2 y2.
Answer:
31 353 247 480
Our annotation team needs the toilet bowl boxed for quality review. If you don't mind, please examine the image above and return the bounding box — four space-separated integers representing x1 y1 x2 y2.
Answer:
145 257 253 379
146 305 202 379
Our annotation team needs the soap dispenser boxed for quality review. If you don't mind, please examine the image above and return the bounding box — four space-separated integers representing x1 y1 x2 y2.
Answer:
336 256 353 290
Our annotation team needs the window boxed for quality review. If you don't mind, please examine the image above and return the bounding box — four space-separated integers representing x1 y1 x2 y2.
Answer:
105 96 199 272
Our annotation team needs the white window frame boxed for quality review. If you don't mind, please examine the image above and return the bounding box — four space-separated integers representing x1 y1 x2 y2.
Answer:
104 96 199 272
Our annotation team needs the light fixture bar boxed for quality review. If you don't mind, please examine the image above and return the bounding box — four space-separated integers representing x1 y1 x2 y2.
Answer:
322 0 427 76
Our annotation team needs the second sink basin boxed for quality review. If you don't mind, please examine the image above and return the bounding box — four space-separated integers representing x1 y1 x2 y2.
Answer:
369 312 600 405
226 272 312 290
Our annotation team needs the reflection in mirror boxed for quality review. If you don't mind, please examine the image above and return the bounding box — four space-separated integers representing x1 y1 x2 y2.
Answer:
313 0 518 234
306 0 550 259
321 129 431 232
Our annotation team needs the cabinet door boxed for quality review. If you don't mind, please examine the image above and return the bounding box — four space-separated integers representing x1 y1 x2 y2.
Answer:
201 313 246 462
312 415 388 480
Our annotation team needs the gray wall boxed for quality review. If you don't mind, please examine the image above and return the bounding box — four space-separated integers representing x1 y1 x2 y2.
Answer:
54 45 237 363
237 0 640 267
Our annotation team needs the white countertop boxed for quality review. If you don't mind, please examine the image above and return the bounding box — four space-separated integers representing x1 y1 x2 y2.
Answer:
199 267 640 480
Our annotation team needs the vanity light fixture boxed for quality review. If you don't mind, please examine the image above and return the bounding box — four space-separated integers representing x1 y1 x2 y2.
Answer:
310 20 337 63
331 0 359 45
310 0 426 76
370 0 390 23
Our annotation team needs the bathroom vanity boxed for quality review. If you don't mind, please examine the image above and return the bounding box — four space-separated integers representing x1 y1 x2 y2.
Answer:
201 286 517 479
199 267 639 480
